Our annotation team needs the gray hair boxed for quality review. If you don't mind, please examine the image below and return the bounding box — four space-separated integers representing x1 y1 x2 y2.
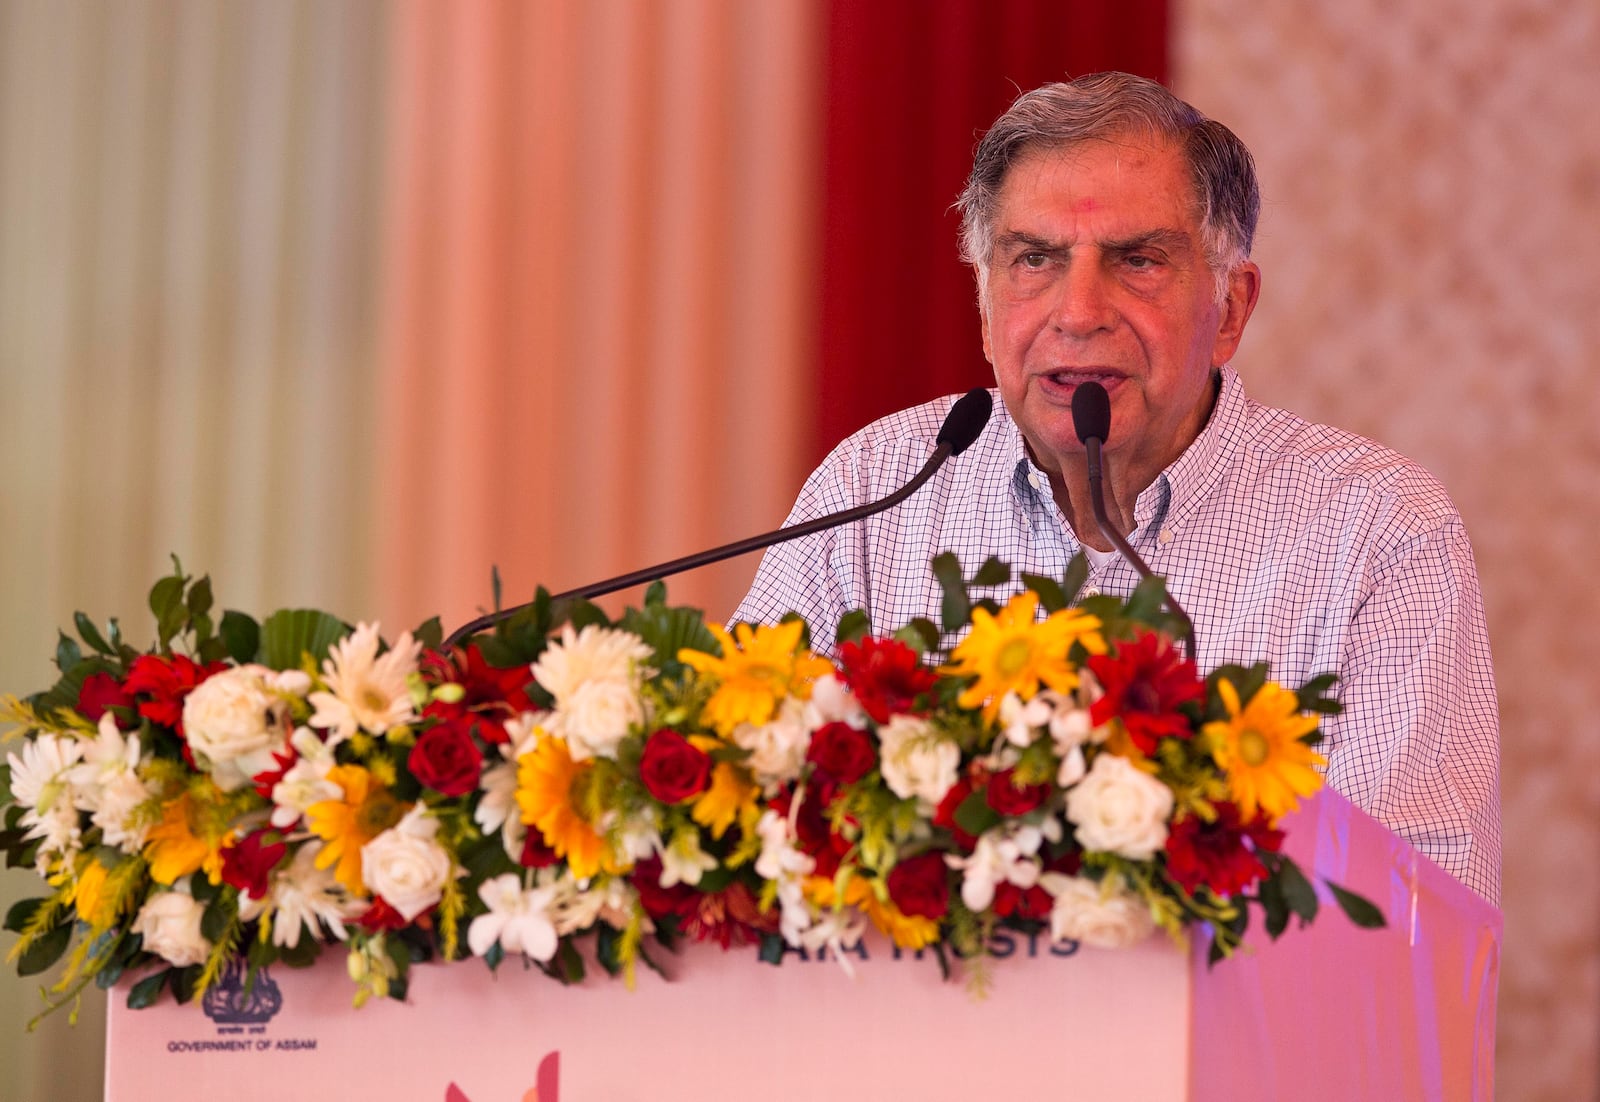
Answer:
957 72 1260 302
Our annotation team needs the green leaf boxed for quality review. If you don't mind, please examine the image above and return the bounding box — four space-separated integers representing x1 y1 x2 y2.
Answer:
4 897 43 933
894 618 941 655
16 923 72 976
219 611 261 664
1259 875 1289 940
126 969 171 1010
757 932 787 966
952 789 1001 840
970 556 1011 588
74 613 113 656
594 924 623 976
1327 881 1386 929
1060 553 1089 605
149 573 186 625
412 616 443 652
55 633 83 674
1021 573 1068 613
169 965 200 1004
621 602 718 674
258 609 350 670
186 576 214 620
200 901 232 944
1278 858 1319 926
934 561 971 634
835 609 872 647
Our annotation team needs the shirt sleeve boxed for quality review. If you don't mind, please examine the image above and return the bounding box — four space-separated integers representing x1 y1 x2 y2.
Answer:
1324 511 1501 903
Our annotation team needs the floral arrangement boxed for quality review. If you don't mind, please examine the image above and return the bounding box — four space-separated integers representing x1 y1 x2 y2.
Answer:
1 554 1380 1020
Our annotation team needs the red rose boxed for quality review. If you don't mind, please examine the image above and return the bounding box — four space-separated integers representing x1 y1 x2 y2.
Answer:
520 830 561 869
806 722 877 784
220 830 287 899
77 672 133 725
355 896 412 933
638 729 712 804
985 768 1049 816
993 882 1053 921
886 851 950 921
408 718 484 797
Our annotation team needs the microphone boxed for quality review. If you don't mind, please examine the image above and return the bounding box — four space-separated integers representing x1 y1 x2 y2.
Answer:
442 387 995 647
1069 382 1196 661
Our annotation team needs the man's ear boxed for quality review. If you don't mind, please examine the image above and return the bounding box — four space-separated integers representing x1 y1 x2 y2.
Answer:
975 265 993 364
1211 260 1261 367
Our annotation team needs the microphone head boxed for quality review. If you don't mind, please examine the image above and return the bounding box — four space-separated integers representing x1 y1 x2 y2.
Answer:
1071 381 1112 444
936 388 994 457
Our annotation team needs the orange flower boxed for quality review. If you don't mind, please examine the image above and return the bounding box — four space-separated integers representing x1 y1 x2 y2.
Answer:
306 764 406 894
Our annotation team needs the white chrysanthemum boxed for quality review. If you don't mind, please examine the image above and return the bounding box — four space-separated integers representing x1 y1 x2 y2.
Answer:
240 842 362 949
730 696 812 789
182 665 296 791
657 830 717 889
1041 871 1156 949
132 883 211 966
308 623 422 746
1064 752 1173 860
545 870 638 936
878 714 961 812
8 733 84 815
501 711 549 757
360 805 456 921
468 874 559 961
531 625 653 760
269 727 342 830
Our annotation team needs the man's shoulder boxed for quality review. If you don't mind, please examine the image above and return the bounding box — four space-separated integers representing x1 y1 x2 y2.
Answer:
1230 390 1460 529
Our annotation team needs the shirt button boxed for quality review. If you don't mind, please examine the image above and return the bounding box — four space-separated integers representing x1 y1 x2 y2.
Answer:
1027 472 1042 490
1158 527 1173 546
1082 585 1100 599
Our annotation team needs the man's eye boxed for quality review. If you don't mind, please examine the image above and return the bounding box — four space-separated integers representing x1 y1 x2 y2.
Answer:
1124 254 1159 270
1020 252 1049 269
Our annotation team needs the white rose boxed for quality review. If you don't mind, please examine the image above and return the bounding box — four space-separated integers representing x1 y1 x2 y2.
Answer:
1064 753 1173 860
182 665 291 791
557 678 647 761
132 887 212 967
361 807 456 920
731 697 811 788
806 675 869 729
1042 872 1156 949
878 715 960 811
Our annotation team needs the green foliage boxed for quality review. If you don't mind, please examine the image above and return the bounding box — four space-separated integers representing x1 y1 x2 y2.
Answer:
257 609 351 670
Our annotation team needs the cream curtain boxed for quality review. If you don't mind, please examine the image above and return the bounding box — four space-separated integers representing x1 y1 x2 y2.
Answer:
0 2 818 1098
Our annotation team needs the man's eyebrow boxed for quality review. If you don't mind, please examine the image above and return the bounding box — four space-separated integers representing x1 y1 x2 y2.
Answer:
1102 228 1194 254
994 231 1064 253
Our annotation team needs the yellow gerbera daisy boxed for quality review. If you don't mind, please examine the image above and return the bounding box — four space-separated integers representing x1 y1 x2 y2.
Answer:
516 735 624 880
144 789 231 886
70 857 117 930
678 621 834 736
943 592 1106 722
690 759 760 841
1203 678 1326 825
306 764 407 894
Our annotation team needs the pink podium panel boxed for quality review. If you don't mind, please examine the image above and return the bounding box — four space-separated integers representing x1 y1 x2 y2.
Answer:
105 791 1499 1102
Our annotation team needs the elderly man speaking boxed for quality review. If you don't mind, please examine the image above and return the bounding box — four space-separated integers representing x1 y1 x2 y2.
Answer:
733 72 1499 904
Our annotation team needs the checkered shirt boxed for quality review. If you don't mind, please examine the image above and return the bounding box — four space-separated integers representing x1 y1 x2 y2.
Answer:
733 366 1501 903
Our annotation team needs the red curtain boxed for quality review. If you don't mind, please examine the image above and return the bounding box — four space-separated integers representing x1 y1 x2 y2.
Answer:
813 0 1169 462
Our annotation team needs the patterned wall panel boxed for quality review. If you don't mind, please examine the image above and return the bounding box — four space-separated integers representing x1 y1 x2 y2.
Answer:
1176 3 1600 1097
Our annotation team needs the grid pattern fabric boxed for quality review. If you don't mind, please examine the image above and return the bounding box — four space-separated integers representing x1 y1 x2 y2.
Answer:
734 367 1500 902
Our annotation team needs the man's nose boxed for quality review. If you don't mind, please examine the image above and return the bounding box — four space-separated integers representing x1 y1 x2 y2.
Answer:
1050 258 1117 336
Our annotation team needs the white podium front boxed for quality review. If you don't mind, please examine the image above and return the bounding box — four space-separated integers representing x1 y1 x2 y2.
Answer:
104 790 1500 1102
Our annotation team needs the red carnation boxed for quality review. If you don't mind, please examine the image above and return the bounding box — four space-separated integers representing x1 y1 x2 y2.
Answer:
1085 630 1204 756
420 644 535 745
220 830 288 899
806 722 877 785
520 830 561 869
409 717 485 797
886 851 950 921
985 768 1050 816
835 637 937 723
638 729 712 804
77 672 134 726
1164 802 1284 897
122 653 227 734
355 896 413 933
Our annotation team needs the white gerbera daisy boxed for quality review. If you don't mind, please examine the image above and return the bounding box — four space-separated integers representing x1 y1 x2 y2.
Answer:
530 625 653 761
308 623 422 746
239 842 363 949
7 733 85 815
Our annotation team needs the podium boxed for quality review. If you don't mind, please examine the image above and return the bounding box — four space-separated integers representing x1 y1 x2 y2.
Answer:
104 790 1500 1101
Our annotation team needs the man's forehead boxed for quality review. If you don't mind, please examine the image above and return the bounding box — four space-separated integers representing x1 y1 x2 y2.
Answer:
991 136 1202 238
